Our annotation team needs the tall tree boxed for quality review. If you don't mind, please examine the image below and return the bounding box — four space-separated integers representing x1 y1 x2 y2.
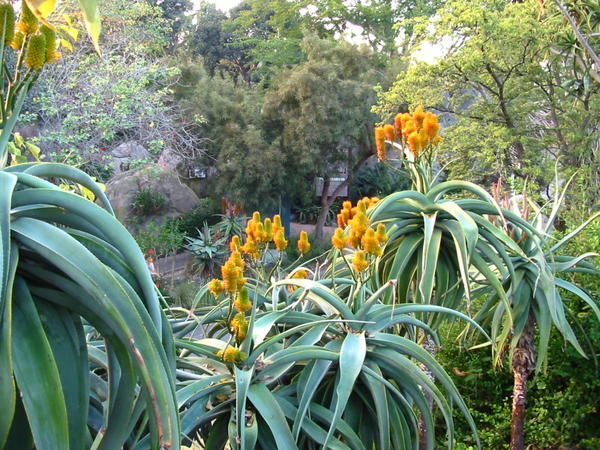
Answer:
375 0 600 214
262 36 382 239
148 0 193 47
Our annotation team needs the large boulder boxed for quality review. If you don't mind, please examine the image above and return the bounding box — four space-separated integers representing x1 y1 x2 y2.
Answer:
111 141 151 175
105 165 201 225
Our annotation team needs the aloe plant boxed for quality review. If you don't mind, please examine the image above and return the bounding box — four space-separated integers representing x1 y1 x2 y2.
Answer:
169 211 485 450
0 163 180 449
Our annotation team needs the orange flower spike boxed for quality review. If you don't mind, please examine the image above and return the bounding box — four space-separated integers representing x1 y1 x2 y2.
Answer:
352 250 369 273
375 223 388 244
263 218 273 241
374 126 386 161
341 209 351 226
412 105 426 128
362 228 382 256
407 131 421 157
274 230 288 251
423 112 439 139
233 287 252 313
230 235 241 252
342 200 352 211
370 197 380 207
419 129 429 150
383 124 395 142
252 211 261 223
337 213 345 229
208 279 224 298
221 261 239 294
297 231 311 255
394 113 403 137
332 228 346 250
402 119 416 139
245 219 256 240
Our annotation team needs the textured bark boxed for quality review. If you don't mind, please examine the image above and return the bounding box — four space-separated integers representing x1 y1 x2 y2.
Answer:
511 317 536 450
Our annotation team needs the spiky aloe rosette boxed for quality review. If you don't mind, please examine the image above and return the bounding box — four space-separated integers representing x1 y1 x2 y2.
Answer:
169 210 484 449
0 163 180 449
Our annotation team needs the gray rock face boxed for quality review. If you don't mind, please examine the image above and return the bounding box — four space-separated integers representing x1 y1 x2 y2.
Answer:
111 141 151 175
105 165 201 225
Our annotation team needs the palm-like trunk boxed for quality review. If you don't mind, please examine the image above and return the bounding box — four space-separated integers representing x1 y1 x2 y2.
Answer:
510 317 536 450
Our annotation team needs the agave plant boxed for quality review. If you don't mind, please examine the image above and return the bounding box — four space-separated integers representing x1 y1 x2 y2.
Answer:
169 212 486 450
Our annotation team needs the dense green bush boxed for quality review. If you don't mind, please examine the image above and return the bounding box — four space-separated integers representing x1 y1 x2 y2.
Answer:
349 162 411 201
132 187 167 216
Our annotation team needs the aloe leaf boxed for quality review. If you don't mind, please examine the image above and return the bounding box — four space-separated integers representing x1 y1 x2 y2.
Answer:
324 331 366 448
23 163 113 213
247 383 297 450
0 83 30 167
419 214 441 304
550 211 600 253
360 363 390 450
234 367 254 450
12 277 69 450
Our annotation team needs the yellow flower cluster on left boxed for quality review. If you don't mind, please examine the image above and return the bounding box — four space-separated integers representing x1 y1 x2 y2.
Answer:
332 198 388 273
242 212 287 258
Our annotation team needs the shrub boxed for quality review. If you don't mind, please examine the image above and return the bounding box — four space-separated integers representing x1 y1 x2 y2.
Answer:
132 186 167 216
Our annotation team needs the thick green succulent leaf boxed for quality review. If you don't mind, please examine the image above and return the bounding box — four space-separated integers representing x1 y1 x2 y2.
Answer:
247 383 297 450
325 331 367 447
12 277 69 450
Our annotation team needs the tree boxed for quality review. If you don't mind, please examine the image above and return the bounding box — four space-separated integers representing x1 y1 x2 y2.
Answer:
148 0 193 47
375 0 600 215
262 36 382 239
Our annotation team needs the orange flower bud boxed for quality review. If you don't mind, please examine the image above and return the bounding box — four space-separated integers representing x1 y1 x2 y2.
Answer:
383 124 395 142
362 228 382 256
342 201 352 211
412 105 426 128
374 126 386 161
394 113 403 137
408 131 421 157
221 261 240 293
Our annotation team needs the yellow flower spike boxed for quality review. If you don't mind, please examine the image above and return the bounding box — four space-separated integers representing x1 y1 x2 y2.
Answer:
412 105 426 128
219 345 242 363
374 126 386 161
25 32 46 70
400 113 411 130
234 287 252 313
332 228 346 250
394 113 403 138
288 269 308 292
272 214 284 234
297 231 311 255
347 229 362 249
383 124 395 142
10 31 24 50
263 218 273 241
221 261 240 294
362 228 382 257
352 250 369 273
274 230 288 251
342 200 352 211
40 24 58 63
0 4 15 46
241 238 259 259
375 223 388 244
208 279 224 298
229 250 245 271
17 0 38 35
337 213 345 229
230 313 248 342
340 209 351 227
252 211 261 223
370 197 380 207
230 235 241 252
349 211 369 235
254 222 265 242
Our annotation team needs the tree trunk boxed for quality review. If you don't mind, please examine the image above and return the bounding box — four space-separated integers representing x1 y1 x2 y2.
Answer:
511 316 536 450
314 178 332 241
